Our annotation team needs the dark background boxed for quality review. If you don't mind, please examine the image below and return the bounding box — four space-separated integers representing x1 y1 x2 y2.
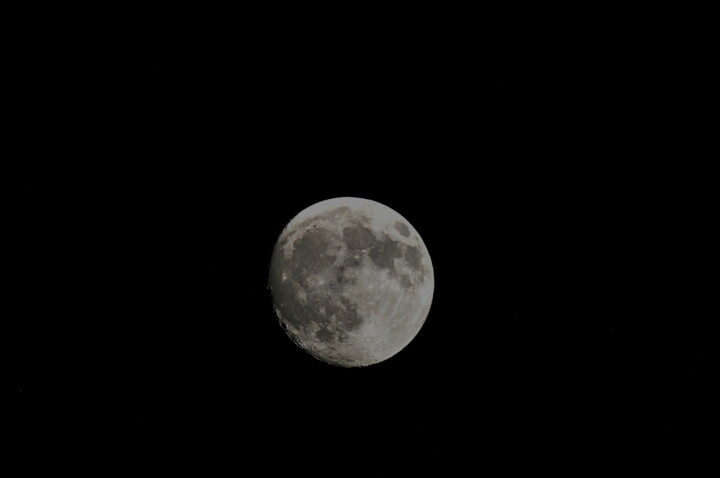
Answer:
6 7 712 472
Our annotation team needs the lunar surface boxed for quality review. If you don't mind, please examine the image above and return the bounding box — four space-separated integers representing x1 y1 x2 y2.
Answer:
268 197 434 367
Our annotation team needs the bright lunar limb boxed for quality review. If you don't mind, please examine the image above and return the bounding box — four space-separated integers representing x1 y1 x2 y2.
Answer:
268 197 434 367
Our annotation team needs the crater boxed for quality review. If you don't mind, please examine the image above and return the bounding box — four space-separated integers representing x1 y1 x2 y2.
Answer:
328 278 343 293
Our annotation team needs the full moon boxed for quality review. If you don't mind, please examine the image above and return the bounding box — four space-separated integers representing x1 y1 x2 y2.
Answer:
268 197 434 367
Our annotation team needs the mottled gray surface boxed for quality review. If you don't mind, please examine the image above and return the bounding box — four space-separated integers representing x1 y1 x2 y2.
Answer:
268 197 434 367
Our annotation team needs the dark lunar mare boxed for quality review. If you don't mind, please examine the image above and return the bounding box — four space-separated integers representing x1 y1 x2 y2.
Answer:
291 227 337 272
342 224 375 250
269 225 363 343
394 221 410 237
366 231 427 287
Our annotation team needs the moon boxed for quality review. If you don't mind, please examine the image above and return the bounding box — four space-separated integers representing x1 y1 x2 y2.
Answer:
268 197 434 367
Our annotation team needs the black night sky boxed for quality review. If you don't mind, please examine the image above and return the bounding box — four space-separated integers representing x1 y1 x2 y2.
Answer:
7 8 712 473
